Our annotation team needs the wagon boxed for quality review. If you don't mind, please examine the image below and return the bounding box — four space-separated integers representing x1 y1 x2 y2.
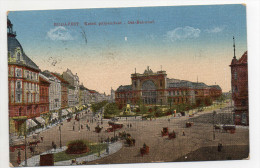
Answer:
161 127 169 137
126 137 135 147
67 118 72 122
95 126 103 133
186 122 194 128
168 130 176 139
223 125 236 133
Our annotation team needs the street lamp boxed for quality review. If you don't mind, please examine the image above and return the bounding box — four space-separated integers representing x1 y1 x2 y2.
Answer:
213 111 216 140
23 119 27 167
59 123 63 148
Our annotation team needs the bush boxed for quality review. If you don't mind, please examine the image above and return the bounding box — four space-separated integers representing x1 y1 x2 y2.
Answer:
65 140 89 154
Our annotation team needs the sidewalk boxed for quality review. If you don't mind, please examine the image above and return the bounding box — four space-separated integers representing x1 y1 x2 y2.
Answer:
20 141 122 167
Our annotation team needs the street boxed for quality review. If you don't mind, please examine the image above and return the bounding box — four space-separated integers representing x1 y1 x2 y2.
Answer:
10 104 249 166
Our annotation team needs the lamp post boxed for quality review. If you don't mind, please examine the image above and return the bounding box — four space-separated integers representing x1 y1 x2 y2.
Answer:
213 111 216 140
24 119 27 167
59 123 62 148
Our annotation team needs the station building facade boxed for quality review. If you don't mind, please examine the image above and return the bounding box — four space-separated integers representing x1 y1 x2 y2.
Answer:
115 67 222 109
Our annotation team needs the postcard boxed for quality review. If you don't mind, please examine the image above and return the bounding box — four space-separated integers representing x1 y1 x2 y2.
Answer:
7 4 249 167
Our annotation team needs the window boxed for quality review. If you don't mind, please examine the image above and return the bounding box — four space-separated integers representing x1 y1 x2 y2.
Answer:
16 81 21 89
160 80 163 87
17 93 21 102
27 71 29 78
234 71 237 80
19 108 22 116
16 68 22 77
17 52 21 61
169 91 171 96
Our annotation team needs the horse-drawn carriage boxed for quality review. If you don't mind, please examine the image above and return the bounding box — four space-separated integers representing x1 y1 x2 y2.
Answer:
223 125 236 133
95 125 103 133
161 127 169 137
125 134 135 146
186 122 194 128
140 144 149 156
168 130 176 139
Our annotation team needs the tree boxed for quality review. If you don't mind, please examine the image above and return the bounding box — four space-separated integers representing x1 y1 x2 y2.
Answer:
140 103 148 118
91 101 108 114
167 97 172 109
104 103 120 116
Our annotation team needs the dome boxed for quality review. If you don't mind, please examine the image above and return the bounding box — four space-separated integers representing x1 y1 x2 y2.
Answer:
8 31 40 71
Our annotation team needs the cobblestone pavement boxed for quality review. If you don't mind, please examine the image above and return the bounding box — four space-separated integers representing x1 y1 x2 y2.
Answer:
9 103 249 166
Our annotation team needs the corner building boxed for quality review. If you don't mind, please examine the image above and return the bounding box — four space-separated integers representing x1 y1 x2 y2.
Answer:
230 51 248 125
8 19 41 135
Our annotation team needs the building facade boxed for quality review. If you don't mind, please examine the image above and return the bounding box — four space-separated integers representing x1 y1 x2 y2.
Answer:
115 67 222 109
39 73 51 125
42 71 61 112
230 51 248 125
62 69 80 106
8 19 41 135
51 73 69 109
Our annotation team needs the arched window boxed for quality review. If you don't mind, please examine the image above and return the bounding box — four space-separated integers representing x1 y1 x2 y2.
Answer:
17 52 21 61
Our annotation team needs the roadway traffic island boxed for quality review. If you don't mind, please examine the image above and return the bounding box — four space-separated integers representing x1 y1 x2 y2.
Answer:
53 140 107 162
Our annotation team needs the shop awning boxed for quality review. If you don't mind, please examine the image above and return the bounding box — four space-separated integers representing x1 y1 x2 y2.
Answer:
35 117 45 125
62 109 68 116
26 119 37 128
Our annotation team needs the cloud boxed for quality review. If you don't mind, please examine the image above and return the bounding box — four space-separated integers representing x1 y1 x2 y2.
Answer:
166 26 200 41
47 26 73 41
205 26 225 33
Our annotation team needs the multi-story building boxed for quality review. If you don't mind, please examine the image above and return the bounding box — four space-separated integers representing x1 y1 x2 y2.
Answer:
8 19 41 135
51 73 69 109
79 85 91 105
39 73 50 125
230 51 248 125
115 66 222 109
68 85 76 107
41 71 61 112
62 69 80 106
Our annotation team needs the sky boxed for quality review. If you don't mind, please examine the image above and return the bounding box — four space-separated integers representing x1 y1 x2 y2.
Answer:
8 4 247 94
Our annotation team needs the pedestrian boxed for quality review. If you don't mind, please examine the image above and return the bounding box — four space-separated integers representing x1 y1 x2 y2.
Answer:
168 118 170 122
73 125 75 131
182 131 185 136
29 146 35 155
53 143 57 151
218 143 223 152
41 136 44 142
130 123 132 128
106 144 109 154
81 124 83 129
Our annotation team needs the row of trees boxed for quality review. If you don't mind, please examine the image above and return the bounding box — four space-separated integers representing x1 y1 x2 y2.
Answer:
100 94 227 118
